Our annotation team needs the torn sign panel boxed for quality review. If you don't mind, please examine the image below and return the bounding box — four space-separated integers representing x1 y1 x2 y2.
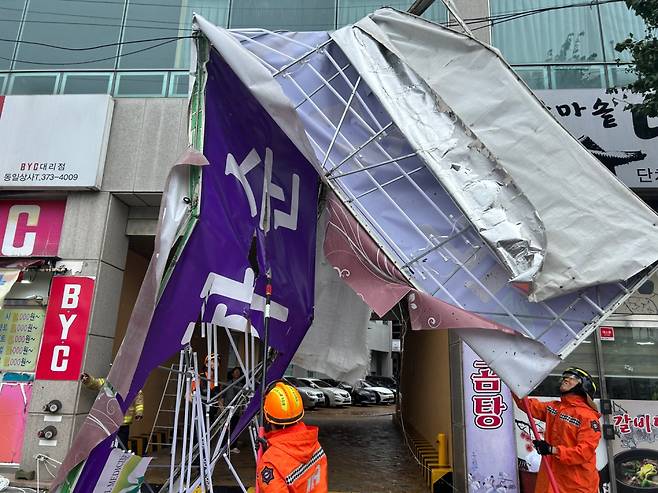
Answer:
232 26 643 363
53 40 319 493
340 8 658 301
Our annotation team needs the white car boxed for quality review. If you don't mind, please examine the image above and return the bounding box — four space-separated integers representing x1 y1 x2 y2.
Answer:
299 378 352 407
356 379 395 404
284 377 326 408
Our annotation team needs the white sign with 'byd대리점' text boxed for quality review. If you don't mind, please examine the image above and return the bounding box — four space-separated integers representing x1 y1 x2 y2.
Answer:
0 94 113 190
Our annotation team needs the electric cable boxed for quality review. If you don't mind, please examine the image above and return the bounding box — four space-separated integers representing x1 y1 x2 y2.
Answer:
0 37 186 66
0 35 193 51
0 0 629 36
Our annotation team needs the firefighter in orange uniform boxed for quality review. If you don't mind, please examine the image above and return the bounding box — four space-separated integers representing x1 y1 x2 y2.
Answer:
256 380 328 493
513 367 602 493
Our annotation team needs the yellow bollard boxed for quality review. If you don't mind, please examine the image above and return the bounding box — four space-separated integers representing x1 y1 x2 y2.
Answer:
436 432 449 468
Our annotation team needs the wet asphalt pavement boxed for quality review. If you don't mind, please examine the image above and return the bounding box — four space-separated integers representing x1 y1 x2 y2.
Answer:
304 406 429 492
145 405 429 492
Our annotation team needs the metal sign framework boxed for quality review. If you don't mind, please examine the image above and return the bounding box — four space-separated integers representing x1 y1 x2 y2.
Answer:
225 27 649 360
157 322 262 493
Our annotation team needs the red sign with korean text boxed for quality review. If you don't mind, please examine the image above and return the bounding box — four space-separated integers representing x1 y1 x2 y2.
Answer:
0 200 66 257
35 276 94 380
600 326 615 341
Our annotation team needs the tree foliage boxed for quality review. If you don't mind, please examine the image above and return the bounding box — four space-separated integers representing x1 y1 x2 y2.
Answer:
614 0 658 117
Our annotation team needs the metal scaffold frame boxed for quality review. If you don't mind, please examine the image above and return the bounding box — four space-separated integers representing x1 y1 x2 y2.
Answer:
155 320 264 493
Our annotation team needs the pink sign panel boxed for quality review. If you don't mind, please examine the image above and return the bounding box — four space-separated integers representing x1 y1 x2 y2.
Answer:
0 200 66 257
0 382 32 463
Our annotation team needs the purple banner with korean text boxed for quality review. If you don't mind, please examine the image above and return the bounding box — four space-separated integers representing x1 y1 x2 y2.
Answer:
462 342 519 493
61 46 318 492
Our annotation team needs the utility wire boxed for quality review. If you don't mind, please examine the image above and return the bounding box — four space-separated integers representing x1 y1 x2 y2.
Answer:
0 0 630 66
0 37 182 66
0 35 193 52
0 0 629 35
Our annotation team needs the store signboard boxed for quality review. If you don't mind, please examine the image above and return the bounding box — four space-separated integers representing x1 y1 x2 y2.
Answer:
536 89 658 189
611 399 658 490
0 95 113 190
0 200 66 256
0 307 46 372
463 343 519 492
600 326 615 341
35 276 94 380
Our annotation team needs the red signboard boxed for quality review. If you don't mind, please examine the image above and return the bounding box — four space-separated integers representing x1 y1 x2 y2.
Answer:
600 326 615 341
0 200 66 257
35 276 94 381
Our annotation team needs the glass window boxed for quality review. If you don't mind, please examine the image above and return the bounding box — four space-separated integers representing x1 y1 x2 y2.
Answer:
0 74 7 95
337 1 447 28
115 72 167 96
514 66 550 90
169 72 189 97
531 335 598 397
120 0 183 69
552 65 605 89
172 1 229 69
14 0 123 70
603 326 658 400
8 73 58 94
229 0 337 31
608 65 638 89
61 73 112 94
598 2 648 63
0 0 27 70
491 1 604 65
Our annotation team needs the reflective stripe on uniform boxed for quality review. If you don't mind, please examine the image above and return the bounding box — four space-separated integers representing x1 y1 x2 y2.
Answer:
285 447 325 485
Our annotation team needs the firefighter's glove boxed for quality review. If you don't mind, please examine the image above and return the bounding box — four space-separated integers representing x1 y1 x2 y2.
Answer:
533 440 553 456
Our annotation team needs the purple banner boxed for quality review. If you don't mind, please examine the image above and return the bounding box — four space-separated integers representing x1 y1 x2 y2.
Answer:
66 47 318 491
462 342 519 493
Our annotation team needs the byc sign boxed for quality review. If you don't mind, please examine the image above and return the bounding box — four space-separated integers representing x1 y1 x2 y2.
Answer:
0 200 66 257
36 276 94 380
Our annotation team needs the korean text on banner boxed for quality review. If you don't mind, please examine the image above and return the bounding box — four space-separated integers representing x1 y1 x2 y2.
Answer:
462 343 519 491
35 276 95 380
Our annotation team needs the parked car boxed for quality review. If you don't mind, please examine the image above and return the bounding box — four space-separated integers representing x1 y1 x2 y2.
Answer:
366 375 397 390
324 379 377 405
356 379 395 404
365 375 398 398
298 378 352 407
350 385 378 405
284 376 325 409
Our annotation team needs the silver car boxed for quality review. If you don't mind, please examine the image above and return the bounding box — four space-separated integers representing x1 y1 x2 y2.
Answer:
299 378 352 407
284 377 326 408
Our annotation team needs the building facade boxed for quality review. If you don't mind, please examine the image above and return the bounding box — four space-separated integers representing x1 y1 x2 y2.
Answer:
0 2 656 492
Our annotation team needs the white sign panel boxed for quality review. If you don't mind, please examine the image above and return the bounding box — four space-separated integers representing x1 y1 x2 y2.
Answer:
537 89 658 189
0 95 113 190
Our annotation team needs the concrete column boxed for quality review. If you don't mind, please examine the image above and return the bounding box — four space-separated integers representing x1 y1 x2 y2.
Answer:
20 192 128 472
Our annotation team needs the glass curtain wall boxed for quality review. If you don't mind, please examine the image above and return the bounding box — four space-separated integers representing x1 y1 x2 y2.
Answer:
0 0 447 96
490 0 648 90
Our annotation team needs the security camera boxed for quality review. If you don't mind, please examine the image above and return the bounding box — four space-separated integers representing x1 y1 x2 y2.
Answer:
44 400 62 414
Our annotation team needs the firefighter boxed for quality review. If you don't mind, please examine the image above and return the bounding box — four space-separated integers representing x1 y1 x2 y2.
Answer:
80 373 144 450
255 380 328 493
513 367 602 493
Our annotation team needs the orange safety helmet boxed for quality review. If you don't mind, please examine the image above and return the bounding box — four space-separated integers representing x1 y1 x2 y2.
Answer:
263 381 304 426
